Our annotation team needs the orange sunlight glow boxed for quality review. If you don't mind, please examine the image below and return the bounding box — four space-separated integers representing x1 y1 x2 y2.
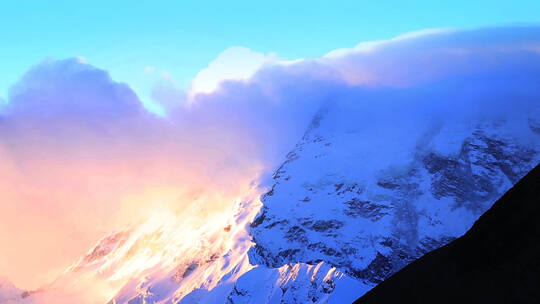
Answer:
0 116 266 292
32 187 264 304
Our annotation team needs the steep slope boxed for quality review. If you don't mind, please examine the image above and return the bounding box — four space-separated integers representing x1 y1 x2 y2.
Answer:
12 189 363 304
355 163 540 304
248 86 540 294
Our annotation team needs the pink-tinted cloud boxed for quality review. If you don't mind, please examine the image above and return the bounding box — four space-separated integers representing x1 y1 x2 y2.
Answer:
0 58 268 289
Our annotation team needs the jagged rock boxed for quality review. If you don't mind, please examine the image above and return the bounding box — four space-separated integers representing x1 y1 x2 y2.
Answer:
227 263 371 304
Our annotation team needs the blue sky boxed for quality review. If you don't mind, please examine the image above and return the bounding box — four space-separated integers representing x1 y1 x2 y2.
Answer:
1 0 539 112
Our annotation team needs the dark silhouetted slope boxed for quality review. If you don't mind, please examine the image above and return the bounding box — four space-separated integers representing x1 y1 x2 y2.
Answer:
355 163 540 304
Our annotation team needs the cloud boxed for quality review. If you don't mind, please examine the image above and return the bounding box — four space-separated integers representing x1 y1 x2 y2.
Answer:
182 25 540 157
320 26 540 87
1 25 540 291
0 58 265 289
324 28 451 58
6 58 143 119
190 46 296 96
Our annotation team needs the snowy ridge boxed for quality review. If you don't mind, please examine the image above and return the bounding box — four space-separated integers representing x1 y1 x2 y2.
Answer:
13 186 359 304
7 190 260 303
226 262 371 304
248 93 540 295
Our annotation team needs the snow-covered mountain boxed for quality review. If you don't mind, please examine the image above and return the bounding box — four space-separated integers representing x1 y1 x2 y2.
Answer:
6 28 540 304
6 188 365 304
249 96 540 288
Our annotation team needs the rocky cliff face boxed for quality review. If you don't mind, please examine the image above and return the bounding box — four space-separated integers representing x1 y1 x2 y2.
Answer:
248 98 540 289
